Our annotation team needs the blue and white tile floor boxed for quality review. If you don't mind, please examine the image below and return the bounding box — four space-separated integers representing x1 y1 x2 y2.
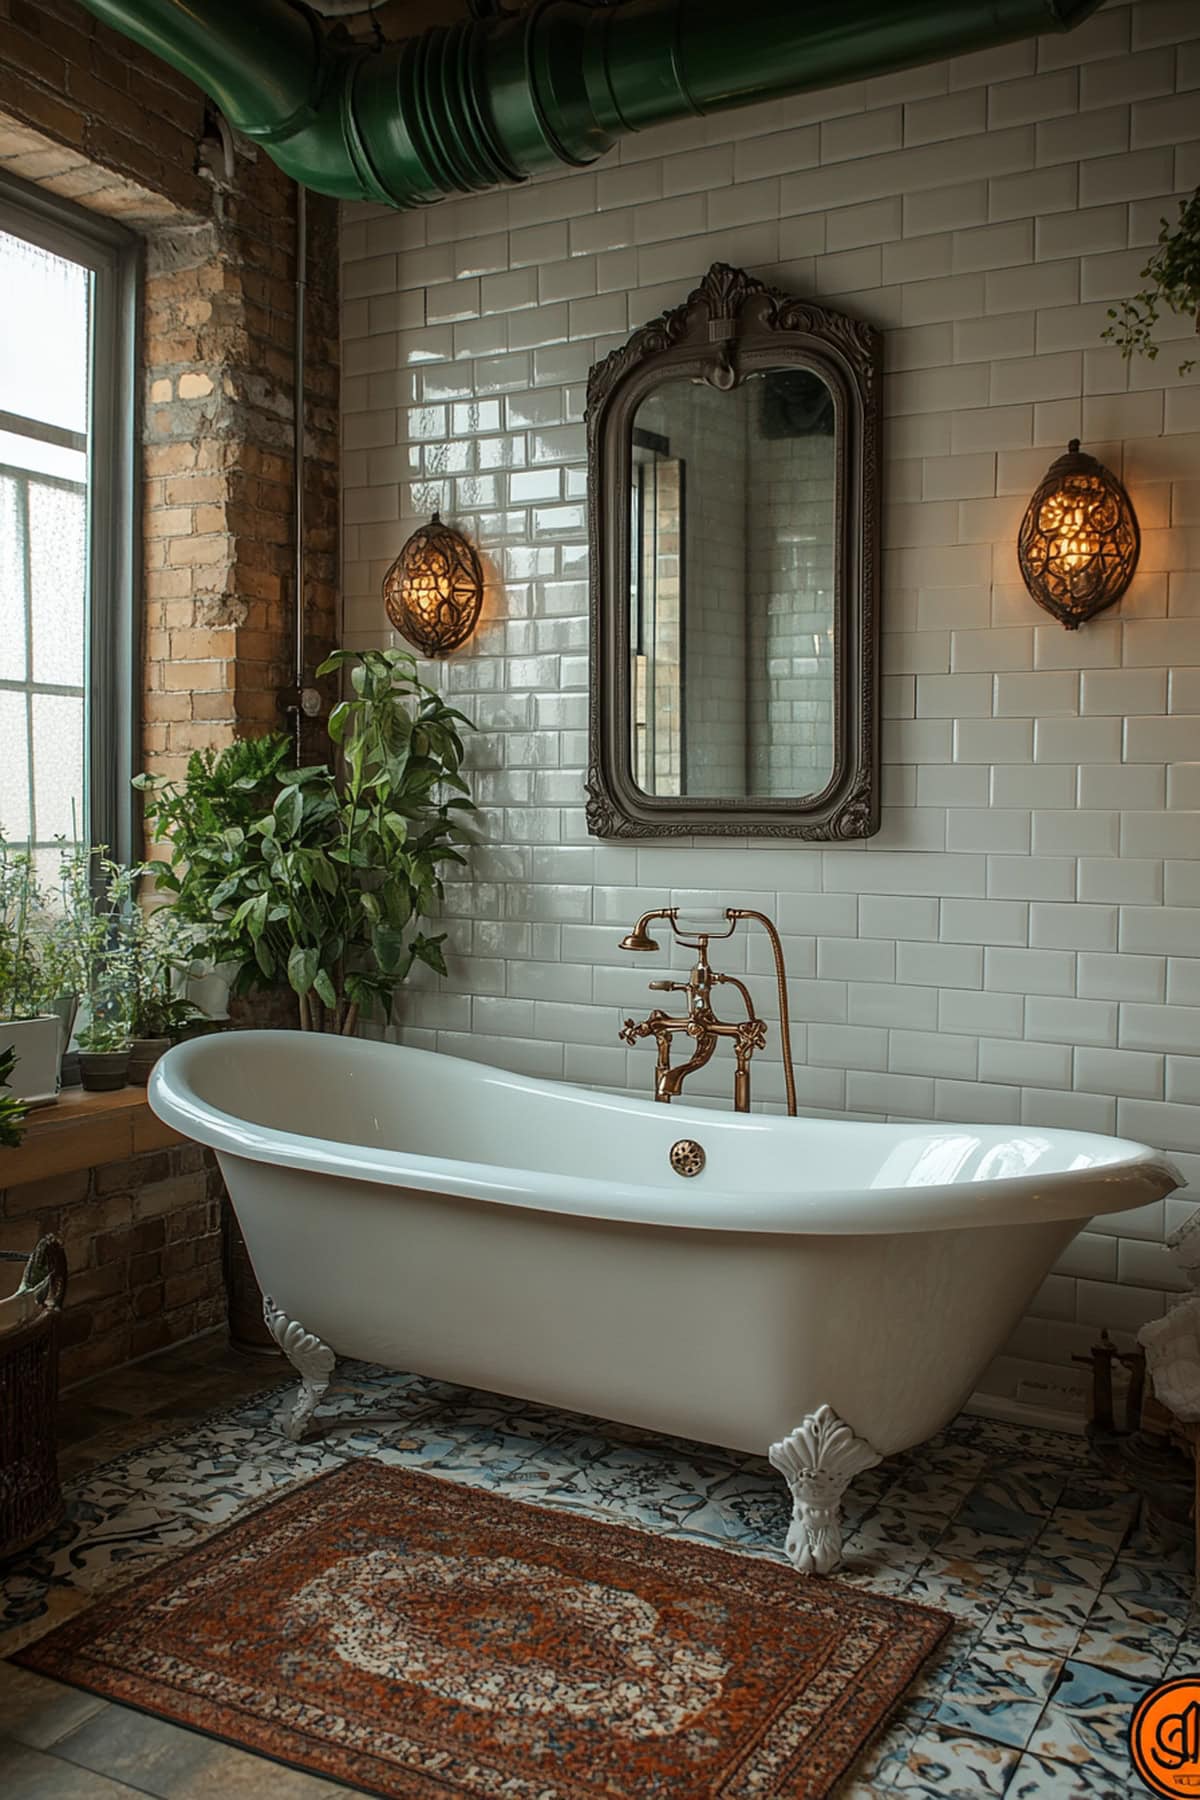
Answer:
1 1339 1194 1798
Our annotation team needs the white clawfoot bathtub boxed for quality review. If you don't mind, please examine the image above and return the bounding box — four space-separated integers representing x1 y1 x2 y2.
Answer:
150 1030 1180 1574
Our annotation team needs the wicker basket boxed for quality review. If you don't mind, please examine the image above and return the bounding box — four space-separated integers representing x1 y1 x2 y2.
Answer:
0 1236 68 1561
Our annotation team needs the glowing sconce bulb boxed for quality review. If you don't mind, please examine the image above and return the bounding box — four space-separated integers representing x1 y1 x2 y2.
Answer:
1017 440 1139 630
382 512 483 657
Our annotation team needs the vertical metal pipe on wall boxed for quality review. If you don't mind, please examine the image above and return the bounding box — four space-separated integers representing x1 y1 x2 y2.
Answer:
293 180 307 758
291 183 321 748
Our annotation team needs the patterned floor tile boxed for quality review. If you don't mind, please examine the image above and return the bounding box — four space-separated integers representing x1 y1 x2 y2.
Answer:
1024 1659 1152 1782
941 1419 1083 1468
877 1464 987 1526
935 1520 1037 1568
530 1443 755 1537
974 1458 1071 1520
2 1351 1190 1799
1073 1598 1188 1682
847 1501 949 1560
1005 1747 1130 1799
903 1551 1020 1626
896 1625 978 1714
980 1575 1092 1658
891 1722 1022 1796
1118 1520 1196 1599
653 1466 792 1551
932 1641 1064 1749
837 1702 929 1796
1065 1542 1194 1679
1035 1491 1141 1565
1161 1603 1200 1679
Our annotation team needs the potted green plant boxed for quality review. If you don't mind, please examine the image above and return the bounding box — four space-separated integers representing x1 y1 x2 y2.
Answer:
37 858 85 1089
44 846 141 1092
0 836 61 1108
1103 187 1200 375
137 648 476 1033
75 1015 132 1091
124 902 200 1082
0 1048 27 1148
41 839 116 1086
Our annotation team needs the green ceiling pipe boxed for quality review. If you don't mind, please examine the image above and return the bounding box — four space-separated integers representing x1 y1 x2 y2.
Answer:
72 0 1104 209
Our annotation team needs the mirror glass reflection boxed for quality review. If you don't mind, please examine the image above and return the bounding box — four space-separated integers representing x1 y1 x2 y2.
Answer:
629 368 837 802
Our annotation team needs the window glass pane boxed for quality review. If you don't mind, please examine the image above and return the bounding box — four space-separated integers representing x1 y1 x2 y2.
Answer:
29 479 86 688
0 430 86 483
0 690 30 840
0 230 90 435
0 473 26 683
0 218 93 851
31 692 84 843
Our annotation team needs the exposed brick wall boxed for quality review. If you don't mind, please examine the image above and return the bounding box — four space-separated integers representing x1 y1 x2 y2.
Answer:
141 196 340 772
0 0 340 782
0 1144 223 1387
0 1 341 1381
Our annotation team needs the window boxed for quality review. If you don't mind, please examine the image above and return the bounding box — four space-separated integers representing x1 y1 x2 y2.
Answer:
0 173 138 871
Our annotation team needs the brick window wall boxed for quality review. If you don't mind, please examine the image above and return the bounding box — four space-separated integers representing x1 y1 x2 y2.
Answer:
0 0 339 782
0 0 341 1379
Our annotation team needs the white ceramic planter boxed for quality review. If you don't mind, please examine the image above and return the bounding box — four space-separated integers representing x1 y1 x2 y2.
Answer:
1 1016 62 1107
183 958 240 1021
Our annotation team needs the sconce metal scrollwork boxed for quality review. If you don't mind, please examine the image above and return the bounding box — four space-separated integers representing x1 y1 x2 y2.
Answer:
383 512 483 657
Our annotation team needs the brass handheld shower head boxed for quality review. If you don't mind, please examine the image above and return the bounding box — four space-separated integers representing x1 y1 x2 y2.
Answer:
617 908 677 953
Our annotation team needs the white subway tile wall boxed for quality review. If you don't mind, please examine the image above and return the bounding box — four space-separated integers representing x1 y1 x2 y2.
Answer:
341 0 1200 1406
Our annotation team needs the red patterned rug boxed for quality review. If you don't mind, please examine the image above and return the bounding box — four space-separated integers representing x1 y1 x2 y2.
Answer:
18 1462 949 1798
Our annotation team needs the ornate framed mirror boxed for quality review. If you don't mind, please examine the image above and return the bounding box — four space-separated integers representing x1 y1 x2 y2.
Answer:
585 263 882 840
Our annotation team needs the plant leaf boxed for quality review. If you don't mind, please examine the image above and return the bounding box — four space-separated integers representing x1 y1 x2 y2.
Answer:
287 944 319 997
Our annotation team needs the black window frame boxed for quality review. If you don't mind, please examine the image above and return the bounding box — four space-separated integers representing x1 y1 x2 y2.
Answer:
0 169 140 866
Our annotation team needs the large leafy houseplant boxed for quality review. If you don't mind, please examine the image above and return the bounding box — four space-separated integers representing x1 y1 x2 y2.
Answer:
1103 188 1200 376
138 648 475 1034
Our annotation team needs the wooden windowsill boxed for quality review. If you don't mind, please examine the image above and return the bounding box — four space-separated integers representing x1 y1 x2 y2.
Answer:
1 1086 185 1188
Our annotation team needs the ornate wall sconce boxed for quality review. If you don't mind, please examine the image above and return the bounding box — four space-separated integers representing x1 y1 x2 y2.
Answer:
383 512 483 656
1017 439 1139 630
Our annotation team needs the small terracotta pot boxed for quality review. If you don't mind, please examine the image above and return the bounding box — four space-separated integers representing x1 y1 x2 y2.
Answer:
78 1049 131 1092
127 1036 170 1084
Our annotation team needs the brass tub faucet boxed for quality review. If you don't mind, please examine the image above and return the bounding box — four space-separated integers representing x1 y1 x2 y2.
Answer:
617 907 797 1116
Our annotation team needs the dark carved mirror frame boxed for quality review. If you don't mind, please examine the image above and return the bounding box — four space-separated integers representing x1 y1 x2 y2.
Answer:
585 263 882 840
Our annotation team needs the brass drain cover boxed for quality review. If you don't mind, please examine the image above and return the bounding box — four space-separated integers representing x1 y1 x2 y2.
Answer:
669 1139 705 1178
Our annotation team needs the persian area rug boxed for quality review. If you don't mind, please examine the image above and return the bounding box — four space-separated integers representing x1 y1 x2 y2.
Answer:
18 1461 949 1799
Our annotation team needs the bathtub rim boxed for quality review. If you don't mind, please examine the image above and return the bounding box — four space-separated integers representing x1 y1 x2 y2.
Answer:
148 1031 1182 1237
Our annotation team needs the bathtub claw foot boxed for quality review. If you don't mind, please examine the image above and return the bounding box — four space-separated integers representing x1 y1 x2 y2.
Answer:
768 1405 881 1576
263 1297 336 1442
